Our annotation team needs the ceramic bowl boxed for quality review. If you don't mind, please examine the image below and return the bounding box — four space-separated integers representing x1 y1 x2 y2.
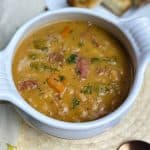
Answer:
0 8 150 139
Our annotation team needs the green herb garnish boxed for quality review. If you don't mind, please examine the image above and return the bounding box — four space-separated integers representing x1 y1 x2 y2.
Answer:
72 97 80 109
81 85 93 94
99 86 109 93
49 66 58 72
99 84 111 95
94 82 119 96
91 57 117 64
78 41 84 48
30 62 39 70
66 54 77 64
30 62 58 72
59 75 65 81
28 53 38 60
33 39 48 51
41 64 58 72
91 57 100 63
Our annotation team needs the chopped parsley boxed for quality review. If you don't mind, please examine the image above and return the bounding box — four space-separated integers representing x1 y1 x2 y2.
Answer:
72 97 80 109
66 54 78 64
99 85 110 95
30 62 58 72
81 85 93 94
91 57 100 63
30 62 39 70
91 57 117 65
33 39 48 51
59 75 65 82
78 41 84 48
28 53 38 60
99 83 117 95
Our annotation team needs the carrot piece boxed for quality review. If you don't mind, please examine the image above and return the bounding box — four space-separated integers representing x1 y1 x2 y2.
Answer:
61 26 71 38
47 74 65 93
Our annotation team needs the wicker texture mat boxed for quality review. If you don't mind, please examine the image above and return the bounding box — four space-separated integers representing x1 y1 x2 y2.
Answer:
17 66 150 150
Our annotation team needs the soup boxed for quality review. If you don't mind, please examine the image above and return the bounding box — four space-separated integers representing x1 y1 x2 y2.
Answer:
13 21 133 122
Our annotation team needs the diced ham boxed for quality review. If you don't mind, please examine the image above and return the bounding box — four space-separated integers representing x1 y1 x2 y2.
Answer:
48 52 64 63
76 57 89 78
18 80 38 91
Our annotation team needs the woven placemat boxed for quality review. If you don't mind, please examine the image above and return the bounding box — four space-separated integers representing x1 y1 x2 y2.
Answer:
17 65 150 150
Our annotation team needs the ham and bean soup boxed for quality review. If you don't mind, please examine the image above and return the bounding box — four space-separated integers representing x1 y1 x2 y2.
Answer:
13 21 133 122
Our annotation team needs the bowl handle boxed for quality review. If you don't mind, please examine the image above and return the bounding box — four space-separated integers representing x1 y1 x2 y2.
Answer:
119 17 150 64
0 49 13 101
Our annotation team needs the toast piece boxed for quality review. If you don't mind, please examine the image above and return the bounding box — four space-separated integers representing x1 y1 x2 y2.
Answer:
132 0 150 7
67 0 102 8
102 0 132 16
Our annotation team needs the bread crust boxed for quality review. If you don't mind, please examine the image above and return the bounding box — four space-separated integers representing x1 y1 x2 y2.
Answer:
132 0 150 7
67 0 102 8
102 0 132 16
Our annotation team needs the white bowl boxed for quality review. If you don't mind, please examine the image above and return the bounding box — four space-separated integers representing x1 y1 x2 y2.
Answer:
0 8 150 139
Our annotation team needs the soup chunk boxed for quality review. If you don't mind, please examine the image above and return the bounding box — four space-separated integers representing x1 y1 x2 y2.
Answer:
13 21 133 122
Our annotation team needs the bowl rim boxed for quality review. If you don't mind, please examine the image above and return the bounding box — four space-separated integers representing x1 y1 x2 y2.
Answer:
4 8 144 130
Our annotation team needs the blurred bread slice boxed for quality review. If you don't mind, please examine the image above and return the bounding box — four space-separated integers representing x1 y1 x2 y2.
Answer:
132 0 150 7
102 0 132 16
67 0 102 8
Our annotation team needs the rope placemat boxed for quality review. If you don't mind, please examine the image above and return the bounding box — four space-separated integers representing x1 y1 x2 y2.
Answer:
17 66 150 150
